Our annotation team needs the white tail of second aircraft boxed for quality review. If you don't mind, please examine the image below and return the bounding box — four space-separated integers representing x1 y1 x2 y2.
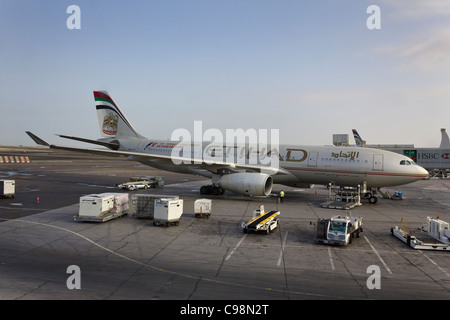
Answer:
352 129 366 147
94 91 144 139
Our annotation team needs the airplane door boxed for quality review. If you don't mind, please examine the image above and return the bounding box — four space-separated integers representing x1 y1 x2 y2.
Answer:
373 154 384 171
308 152 318 167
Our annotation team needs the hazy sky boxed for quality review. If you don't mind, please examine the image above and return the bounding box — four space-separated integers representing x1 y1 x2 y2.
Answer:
1 0 450 147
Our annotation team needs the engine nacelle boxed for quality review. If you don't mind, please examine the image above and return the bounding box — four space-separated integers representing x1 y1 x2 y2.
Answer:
219 173 273 196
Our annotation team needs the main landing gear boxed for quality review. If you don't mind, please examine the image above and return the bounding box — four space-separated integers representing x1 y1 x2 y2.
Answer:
200 185 225 196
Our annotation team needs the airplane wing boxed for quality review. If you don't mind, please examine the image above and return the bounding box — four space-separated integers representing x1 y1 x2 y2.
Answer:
56 134 120 150
26 132 288 176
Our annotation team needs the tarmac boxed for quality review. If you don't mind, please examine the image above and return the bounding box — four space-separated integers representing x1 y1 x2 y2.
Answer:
0 147 449 300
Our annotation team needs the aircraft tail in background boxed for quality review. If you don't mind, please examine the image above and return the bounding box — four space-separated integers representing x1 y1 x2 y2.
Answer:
94 91 145 139
352 129 366 147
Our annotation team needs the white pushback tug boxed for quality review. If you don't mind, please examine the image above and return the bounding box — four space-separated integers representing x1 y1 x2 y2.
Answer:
314 213 363 246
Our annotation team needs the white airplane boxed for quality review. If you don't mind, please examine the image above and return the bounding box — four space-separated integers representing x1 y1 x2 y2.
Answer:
27 91 428 203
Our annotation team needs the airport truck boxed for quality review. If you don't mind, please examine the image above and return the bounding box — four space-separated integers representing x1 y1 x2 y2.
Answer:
391 217 450 251
314 214 363 246
116 176 164 191
242 205 280 234
0 180 15 199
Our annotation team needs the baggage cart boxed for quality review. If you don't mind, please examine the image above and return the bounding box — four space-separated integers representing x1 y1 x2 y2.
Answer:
194 198 212 218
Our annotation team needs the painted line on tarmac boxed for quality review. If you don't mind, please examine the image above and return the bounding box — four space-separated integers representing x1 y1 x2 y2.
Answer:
277 231 289 267
328 247 336 271
419 250 450 278
225 234 247 262
364 235 393 275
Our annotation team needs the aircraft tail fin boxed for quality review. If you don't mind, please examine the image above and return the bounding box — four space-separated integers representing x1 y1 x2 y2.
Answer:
352 129 365 147
94 91 145 139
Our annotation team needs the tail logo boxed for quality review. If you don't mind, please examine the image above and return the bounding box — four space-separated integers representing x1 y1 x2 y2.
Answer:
102 113 119 136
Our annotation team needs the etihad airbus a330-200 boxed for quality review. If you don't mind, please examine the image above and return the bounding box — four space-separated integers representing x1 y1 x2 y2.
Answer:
27 91 428 203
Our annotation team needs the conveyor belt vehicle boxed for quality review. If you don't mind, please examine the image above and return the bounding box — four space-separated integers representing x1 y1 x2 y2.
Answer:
242 205 280 234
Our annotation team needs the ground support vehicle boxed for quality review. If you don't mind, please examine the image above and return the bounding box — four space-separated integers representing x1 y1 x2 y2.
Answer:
321 185 362 209
391 217 449 251
241 205 280 234
116 176 164 191
314 214 363 246
390 191 403 200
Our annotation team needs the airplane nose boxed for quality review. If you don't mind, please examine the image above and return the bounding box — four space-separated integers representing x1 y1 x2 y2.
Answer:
417 166 429 179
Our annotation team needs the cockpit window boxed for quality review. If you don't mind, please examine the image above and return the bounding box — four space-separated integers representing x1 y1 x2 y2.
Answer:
400 160 415 165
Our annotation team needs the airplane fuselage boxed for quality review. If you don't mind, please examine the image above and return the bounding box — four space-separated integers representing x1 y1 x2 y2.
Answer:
114 138 429 189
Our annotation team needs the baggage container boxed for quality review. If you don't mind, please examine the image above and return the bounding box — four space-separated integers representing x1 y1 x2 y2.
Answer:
78 194 114 217
0 180 15 199
194 198 212 218
153 199 183 226
99 193 130 215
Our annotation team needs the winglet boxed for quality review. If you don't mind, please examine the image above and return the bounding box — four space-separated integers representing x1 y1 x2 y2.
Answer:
26 131 50 146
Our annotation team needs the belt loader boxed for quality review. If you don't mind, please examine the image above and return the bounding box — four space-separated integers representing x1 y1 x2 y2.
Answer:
242 205 280 234
314 214 363 246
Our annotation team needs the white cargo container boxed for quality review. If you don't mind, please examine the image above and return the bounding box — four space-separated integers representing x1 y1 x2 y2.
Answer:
0 180 15 199
98 192 130 215
153 198 183 226
78 194 115 217
194 199 212 218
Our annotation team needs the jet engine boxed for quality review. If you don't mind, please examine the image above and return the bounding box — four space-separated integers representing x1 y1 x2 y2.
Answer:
219 173 273 196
